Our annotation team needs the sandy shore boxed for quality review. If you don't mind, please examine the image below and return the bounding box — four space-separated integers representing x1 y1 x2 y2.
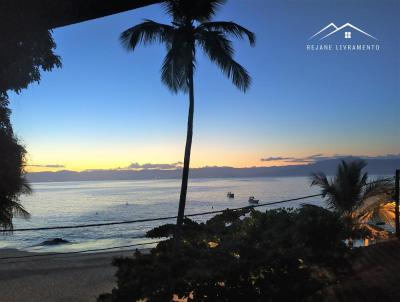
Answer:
0 248 145 302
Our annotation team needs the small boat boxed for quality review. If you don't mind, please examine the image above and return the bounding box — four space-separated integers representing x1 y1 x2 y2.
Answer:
227 192 235 198
248 196 259 204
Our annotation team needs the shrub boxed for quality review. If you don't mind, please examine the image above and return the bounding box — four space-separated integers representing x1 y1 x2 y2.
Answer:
99 206 349 302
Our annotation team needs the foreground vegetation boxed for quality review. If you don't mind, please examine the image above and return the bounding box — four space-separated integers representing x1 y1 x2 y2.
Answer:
99 205 352 302
0 8 61 230
99 159 396 302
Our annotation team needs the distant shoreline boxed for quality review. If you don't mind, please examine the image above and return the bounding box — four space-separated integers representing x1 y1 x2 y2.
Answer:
26 157 399 183
26 173 394 184
27 174 314 184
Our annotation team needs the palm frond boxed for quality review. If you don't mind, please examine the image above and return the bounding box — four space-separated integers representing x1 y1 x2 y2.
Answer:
161 47 190 93
310 172 332 196
310 159 388 217
163 0 226 22
356 197 392 223
334 160 367 210
0 202 12 230
199 21 256 46
120 20 173 51
362 178 394 201
0 197 30 231
161 31 195 93
21 177 32 195
0 201 30 231
11 201 30 219
310 172 340 210
196 29 251 91
310 172 329 189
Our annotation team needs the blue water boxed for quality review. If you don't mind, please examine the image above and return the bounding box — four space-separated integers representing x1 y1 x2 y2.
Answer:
0 177 324 252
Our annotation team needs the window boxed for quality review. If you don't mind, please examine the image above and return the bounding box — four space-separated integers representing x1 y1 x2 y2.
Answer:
345 31 351 39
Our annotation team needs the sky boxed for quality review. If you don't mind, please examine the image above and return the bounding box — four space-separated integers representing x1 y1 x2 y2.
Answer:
9 0 400 172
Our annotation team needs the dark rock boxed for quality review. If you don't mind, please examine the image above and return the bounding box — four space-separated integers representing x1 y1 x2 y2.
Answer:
41 238 70 245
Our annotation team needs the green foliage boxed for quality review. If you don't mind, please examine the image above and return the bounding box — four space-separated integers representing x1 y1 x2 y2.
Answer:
0 10 61 97
0 102 31 230
310 160 394 239
0 10 60 230
163 0 227 23
311 160 392 215
99 206 349 302
0 97 12 136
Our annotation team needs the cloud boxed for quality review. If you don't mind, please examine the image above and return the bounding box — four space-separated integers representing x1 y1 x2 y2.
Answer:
261 154 325 164
27 164 65 168
261 153 400 164
363 153 400 160
260 156 295 162
283 154 325 163
125 162 183 170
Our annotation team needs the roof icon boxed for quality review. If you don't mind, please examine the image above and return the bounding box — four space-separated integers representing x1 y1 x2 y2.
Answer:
309 22 378 41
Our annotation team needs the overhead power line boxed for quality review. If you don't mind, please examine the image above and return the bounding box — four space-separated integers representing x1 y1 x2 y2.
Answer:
0 177 394 262
2 193 324 232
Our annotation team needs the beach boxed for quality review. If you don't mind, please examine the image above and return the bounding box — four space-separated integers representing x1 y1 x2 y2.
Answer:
0 248 141 302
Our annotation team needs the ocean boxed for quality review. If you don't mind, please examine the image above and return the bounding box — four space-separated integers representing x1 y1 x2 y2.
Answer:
0 177 325 252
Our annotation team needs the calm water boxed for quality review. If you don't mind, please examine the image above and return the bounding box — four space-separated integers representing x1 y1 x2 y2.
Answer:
0 177 324 252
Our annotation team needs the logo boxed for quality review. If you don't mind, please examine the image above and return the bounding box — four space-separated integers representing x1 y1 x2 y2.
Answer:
306 22 380 52
309 22 378 41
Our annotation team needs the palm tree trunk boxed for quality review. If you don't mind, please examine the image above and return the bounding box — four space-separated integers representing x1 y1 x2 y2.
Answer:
176 64 194 229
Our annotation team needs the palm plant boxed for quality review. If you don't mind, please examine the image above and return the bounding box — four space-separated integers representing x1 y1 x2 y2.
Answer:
311 160 393 216
310 160 394 242
120 0 255 228
0 127 31 231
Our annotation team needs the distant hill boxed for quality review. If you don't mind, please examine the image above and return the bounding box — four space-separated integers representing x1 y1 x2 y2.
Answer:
26 157 400 183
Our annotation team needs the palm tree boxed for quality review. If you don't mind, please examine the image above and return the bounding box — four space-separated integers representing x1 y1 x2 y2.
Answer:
0 116 31 231
311 160 393 216
120 0 255 228
311 160 394 245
